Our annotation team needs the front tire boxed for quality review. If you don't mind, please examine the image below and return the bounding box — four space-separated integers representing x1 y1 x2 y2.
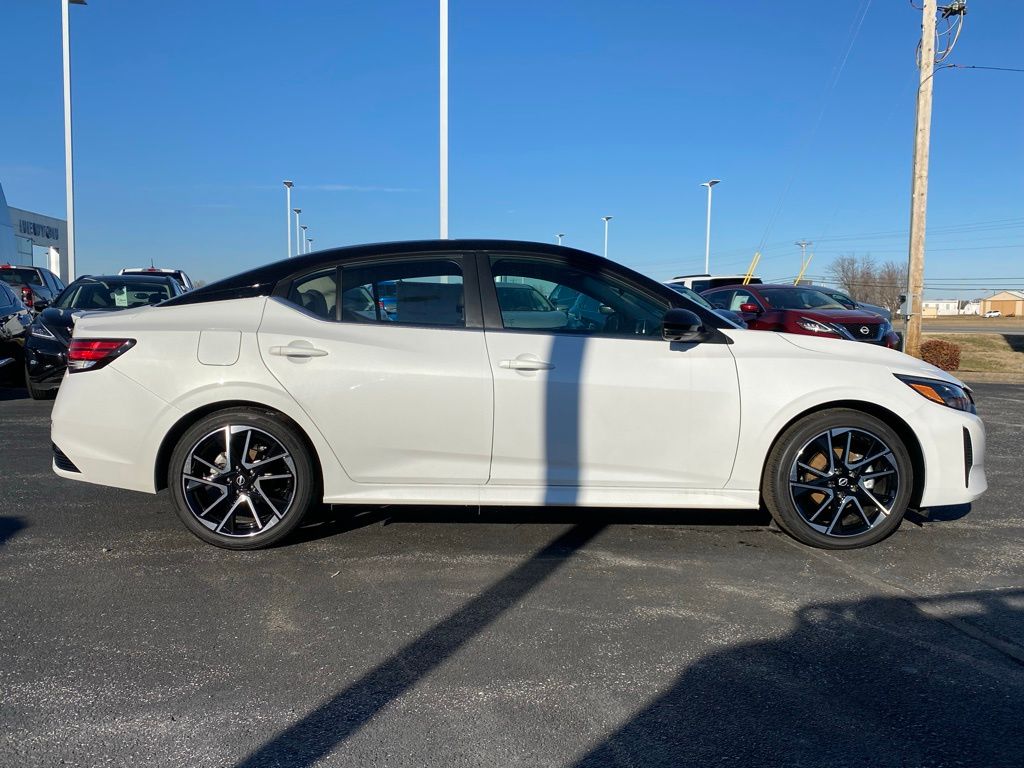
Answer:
168 408 316 550
762 409 913 550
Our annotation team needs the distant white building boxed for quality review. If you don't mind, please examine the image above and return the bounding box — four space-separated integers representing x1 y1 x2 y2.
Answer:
959 300 980 316
922 299 959 318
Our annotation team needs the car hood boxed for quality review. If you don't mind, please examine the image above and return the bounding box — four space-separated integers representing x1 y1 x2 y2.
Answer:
773 331 965 387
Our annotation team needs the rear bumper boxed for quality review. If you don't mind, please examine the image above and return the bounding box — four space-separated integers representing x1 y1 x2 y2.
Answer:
51 366 180 494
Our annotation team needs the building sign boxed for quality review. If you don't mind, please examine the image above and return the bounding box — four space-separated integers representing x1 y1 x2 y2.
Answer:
17 219 61 242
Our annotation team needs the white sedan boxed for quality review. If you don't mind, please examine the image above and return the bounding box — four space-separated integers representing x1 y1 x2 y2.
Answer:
51 240 986 550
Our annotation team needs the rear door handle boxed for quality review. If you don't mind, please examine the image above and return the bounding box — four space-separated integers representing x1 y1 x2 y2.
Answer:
499 358 554 371
269 344 328 358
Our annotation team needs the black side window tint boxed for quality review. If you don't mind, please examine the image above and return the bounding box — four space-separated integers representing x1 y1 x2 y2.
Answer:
340 258 465 327
287 269 338 320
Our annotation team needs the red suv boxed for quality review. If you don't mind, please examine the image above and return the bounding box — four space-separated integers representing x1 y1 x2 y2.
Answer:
702 284 899 349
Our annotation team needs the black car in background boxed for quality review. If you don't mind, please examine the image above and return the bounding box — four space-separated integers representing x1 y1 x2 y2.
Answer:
24 274 182 399
0 264 66 314
0 281 32 382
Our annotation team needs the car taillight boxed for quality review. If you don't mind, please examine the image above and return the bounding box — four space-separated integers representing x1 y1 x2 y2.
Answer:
21 285 33 308
67 338 136 372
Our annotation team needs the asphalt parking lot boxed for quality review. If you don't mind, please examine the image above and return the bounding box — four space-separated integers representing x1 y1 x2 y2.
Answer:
2 384 1023 767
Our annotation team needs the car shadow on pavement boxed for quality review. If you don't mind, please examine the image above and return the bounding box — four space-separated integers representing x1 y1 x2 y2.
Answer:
0 516 25 547
0 386 29 402
233 522 606 768
571 588 1024 767
291 505 771 545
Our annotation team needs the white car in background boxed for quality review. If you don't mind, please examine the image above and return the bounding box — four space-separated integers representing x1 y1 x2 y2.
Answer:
983 310 1001 318
119 267 194 292
52 240 986 551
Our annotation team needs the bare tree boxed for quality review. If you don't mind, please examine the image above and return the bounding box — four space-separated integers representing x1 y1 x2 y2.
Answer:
827 254 906 314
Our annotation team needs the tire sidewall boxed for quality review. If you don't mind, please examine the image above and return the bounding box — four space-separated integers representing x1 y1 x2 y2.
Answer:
168 408 315 550
765 409 913 550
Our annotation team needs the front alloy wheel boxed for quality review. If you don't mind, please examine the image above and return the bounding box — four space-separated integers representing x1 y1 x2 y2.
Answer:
764 409 913 549
169 408 315 549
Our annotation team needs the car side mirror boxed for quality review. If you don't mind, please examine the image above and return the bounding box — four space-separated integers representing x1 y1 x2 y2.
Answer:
598 304 615 315
738 303 761 315
662 308 705 342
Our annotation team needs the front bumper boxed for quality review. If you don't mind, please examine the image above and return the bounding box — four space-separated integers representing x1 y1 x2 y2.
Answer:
24 337 68 388
917 407 987 508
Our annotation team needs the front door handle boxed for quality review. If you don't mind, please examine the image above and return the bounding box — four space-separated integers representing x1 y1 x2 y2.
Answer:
269 343 328 358
499 357 554 371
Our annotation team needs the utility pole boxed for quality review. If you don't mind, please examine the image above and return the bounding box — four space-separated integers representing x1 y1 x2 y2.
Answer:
904 0 938 358
794 240 812 285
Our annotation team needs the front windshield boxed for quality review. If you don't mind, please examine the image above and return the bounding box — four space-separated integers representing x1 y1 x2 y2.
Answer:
56 279 174 310
759 287 846 311
667 284 715 311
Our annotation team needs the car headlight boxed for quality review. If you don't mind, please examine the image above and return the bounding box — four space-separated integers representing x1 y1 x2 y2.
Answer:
30 323 56 340
879 320 892 334
896 374 976 414
795 317 838 335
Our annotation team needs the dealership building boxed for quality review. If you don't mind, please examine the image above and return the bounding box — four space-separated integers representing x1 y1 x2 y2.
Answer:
0 180 70 281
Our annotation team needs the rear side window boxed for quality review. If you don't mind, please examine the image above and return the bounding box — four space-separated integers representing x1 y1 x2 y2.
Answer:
340 258 464 327
287 269 339 320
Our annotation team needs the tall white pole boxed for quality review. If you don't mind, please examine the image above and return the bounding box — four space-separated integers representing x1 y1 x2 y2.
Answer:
700 179 720 274
293 209 302 257
61 0 77 281
556 233 565 245
601 216 612 258
704 185 713 274
301 225 308 254
284 181 293 259
439 0 449 239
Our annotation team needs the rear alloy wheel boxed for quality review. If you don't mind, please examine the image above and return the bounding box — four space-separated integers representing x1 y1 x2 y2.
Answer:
763 409 913 549
168 408 315 549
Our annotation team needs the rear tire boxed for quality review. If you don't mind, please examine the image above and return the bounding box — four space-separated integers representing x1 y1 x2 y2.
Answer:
168 407 316 550
25 365 57 400
762 408 913 550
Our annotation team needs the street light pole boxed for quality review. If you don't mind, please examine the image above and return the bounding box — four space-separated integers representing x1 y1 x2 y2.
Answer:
61 0 87 281
283 181 293 259
556 233 565 245
700 179 720 275
601 216 612 258
293 208 302 257
439 0 448 239
307 238 313 253
300 225 308 254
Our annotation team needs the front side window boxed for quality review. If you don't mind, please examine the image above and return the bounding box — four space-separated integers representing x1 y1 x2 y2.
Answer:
341 258 464 327
489 255 668 337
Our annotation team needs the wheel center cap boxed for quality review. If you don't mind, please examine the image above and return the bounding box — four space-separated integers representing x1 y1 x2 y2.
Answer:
837 477 849 487
235 474 247 487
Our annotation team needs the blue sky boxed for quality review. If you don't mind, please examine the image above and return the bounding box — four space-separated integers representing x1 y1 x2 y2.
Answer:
2 0 1021 296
